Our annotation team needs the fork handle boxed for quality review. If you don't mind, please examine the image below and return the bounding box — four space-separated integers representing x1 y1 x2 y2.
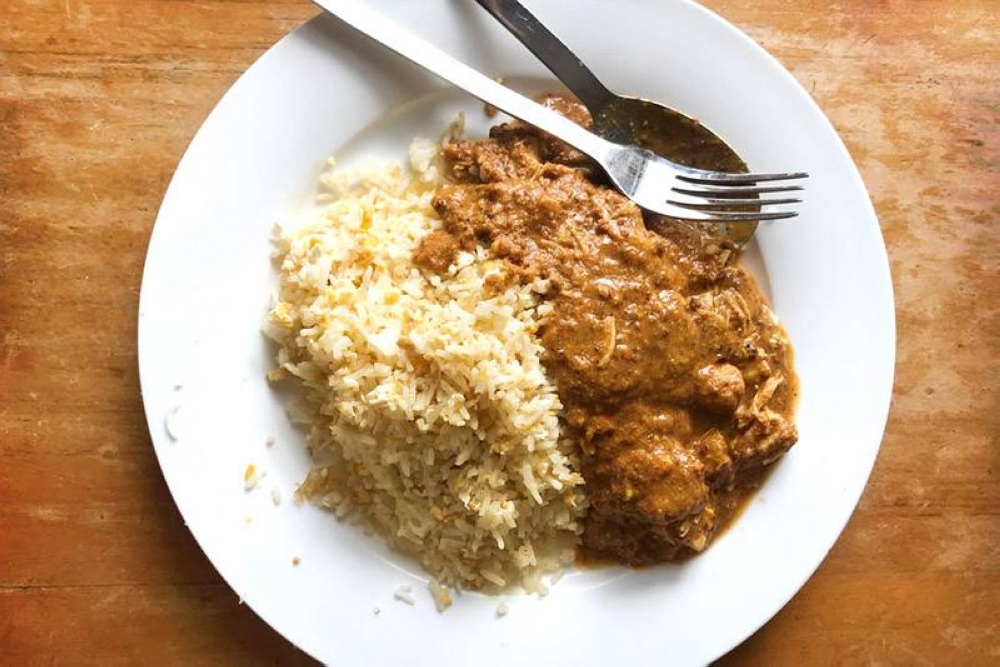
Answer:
473 0 617 114
312 0 614 162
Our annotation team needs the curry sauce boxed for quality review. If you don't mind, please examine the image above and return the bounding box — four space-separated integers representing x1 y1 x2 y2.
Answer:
417 97 798 565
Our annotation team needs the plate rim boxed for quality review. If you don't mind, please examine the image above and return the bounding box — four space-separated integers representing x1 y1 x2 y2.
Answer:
137 1 897 663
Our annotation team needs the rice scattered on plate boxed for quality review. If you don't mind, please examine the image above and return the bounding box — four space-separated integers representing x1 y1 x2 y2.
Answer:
393 586 415 605
265 138 585 593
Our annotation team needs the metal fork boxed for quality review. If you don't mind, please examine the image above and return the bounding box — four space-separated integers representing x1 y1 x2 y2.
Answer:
312 0 807 222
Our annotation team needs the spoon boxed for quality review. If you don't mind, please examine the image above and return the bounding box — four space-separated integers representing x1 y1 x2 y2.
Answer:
311 0 804 229
473 0 761 245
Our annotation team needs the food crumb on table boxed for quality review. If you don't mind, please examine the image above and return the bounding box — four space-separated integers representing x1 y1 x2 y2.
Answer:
265 436 275 447
496 601 509 618
292 557 301 567
270 486 282 506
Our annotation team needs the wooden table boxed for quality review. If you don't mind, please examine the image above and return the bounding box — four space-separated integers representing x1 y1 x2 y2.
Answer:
2 1 997 663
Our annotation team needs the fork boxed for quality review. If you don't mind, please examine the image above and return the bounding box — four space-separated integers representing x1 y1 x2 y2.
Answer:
312 0 807 222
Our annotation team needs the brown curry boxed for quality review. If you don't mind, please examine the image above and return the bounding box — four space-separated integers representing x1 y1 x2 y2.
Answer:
415 96 798 565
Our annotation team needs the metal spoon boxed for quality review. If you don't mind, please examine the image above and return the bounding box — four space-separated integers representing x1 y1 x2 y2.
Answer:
473 0 766 244
311 0 804 227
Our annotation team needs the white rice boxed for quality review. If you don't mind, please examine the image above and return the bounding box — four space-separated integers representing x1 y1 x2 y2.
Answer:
393 586 415 605
265 139 585 593
164 405 181 441
428 579 453 612
242 463 264 491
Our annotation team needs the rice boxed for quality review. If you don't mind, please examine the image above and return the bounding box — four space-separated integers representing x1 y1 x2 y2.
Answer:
393 586 415 605
265 138 585 593
243 463 263 491
428 579 453 612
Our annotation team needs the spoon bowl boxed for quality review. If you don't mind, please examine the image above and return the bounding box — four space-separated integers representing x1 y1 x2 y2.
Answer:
593 96 759 244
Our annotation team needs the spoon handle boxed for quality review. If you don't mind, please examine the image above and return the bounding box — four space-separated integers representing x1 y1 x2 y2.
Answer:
312 0 613 161
473 0 616 113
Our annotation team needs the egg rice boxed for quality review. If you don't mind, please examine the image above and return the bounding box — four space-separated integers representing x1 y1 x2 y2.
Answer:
264 140 585 592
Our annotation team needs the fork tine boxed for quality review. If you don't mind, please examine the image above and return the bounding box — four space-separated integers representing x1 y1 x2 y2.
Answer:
664 208 800 222
673 183 804 196
667 196 802 208
677 171 810 185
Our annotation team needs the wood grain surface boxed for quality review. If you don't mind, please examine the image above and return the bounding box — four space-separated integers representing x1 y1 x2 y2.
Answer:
1 0 997 664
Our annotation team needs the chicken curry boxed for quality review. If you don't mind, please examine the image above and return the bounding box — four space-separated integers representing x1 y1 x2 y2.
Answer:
415 96 798 565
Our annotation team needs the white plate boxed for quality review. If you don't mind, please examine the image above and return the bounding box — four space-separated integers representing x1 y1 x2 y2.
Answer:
138 1 895 664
